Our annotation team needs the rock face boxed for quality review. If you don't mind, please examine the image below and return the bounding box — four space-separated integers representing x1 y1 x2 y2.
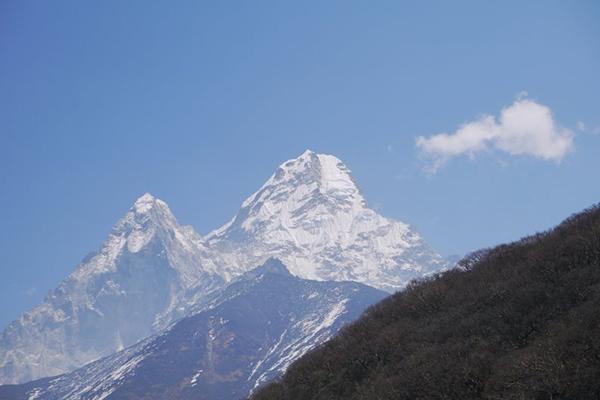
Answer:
0 260 387 400
0 150 446 385
0 195 223 385
203 150 446 291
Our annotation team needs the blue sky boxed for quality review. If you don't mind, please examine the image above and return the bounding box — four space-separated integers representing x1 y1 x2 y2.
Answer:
1 1 599 328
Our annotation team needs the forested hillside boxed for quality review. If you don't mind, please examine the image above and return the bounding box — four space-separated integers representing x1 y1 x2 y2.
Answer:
252 204 600 400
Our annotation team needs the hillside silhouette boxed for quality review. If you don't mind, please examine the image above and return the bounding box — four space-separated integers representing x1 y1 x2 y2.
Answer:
252 204 600 400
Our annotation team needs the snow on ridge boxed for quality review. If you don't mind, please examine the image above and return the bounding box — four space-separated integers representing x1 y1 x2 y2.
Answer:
316 153 360 196
248 298 350 394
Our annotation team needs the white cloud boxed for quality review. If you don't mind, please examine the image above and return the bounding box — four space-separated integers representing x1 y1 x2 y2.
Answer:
416 95 574 173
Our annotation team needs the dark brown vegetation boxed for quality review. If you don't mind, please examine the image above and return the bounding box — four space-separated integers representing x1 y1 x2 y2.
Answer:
252 204 600 400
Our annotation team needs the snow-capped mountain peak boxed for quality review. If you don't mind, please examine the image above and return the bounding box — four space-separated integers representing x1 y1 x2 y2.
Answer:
112 193 176 253
203 150 447 289
0 194 220 385
241 149 365 210
206 150 365 242
116 193 178 233
71 193 201 283
133 192 158 212
263 149 358 191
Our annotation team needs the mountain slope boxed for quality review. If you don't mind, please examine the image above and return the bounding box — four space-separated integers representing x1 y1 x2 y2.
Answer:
203 150 446 291
251 204 600 400
0 259 387 400
0 194 223 385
